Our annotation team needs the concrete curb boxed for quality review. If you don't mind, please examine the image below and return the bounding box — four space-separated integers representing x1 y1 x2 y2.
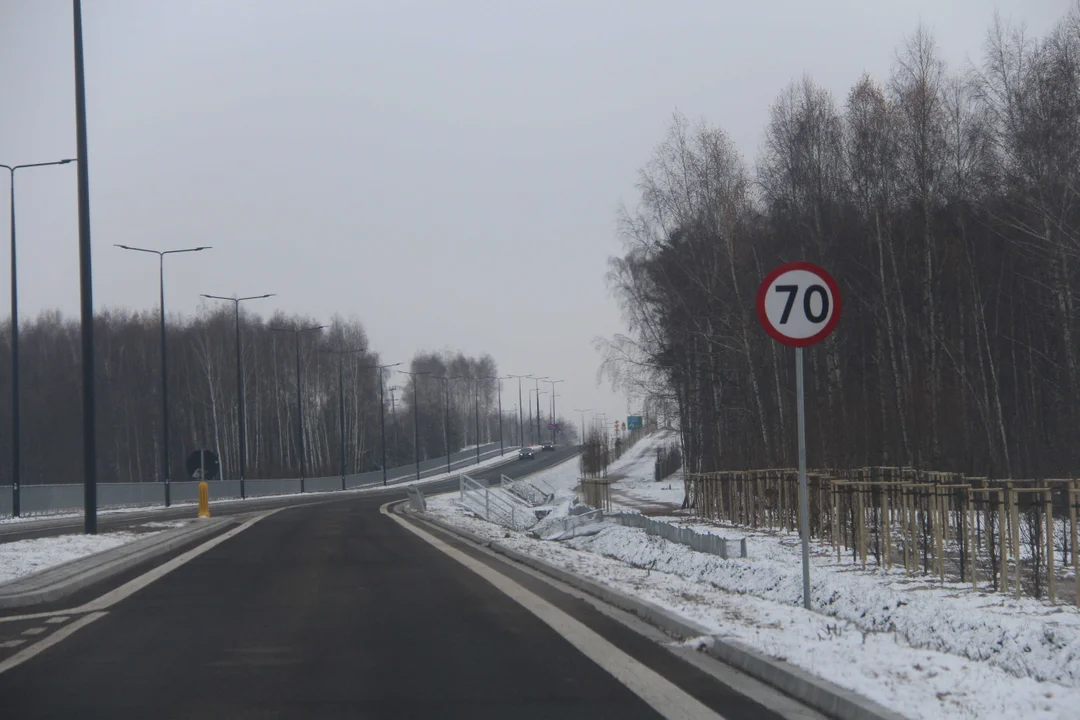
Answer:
0 517 235 609
410 509 907 720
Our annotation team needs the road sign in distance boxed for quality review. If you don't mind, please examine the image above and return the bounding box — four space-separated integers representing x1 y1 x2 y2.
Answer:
756 261 841 347
627 415 643 430
186 449 220 480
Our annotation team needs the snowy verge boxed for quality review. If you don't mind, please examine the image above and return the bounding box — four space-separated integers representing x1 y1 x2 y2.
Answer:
0 525 174 584
423 444 1080 720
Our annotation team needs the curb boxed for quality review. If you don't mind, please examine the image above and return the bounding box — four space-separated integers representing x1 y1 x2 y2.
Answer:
410 509 907 720
0 517 234 609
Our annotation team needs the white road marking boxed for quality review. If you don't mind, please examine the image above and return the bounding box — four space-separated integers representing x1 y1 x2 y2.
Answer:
0 612 106 676
45 616 69 624
0 508 282 624
0 639 26 649
21 627 46 636
381 502 725 720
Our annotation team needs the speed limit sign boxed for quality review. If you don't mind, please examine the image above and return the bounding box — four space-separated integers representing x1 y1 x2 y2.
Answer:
756 260 840 612
756 261 841 347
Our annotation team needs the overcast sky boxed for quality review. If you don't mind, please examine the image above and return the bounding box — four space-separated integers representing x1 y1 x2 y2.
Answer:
0 0 1071 429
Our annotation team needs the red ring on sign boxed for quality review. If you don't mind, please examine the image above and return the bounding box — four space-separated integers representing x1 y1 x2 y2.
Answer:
756 261 841 347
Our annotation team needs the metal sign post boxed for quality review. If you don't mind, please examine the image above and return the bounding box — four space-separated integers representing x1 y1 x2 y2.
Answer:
757 261 841 611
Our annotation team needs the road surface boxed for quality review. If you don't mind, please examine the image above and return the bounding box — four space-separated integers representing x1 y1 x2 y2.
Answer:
0 444 820 719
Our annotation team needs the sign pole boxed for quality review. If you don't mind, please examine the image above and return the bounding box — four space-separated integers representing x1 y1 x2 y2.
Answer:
795 347 811 610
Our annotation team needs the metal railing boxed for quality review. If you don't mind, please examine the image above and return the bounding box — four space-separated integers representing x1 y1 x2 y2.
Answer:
500 474 553 506
459 474 537 531
612 512 747 559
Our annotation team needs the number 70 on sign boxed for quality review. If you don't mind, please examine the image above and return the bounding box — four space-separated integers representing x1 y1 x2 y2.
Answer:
756 261 841 347
756 260 840 611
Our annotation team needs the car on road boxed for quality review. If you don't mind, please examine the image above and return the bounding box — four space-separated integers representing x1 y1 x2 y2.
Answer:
518 448 535 460
541 441 555 451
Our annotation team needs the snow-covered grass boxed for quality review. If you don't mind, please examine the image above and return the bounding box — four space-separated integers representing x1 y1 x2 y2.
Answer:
0 530 156 584
424 431 1080 719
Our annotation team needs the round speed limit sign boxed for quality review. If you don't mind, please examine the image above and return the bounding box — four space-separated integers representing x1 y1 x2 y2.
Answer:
756 261 841 347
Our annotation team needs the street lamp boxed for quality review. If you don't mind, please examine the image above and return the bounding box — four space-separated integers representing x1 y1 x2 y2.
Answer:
359 360 402 486
545 379 564 444
434 375 461 476
271 323 325 492
323 347 365 489
2 158 75 517
483 376 508 455
201 293 274 498
468 377 481 465
528 388 548 446
115 245 209 506
399 370 431 481
573 409 591 445
507 374 529 450
529 376 548 445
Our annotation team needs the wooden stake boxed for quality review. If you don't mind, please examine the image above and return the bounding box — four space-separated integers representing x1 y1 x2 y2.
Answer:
1012 489 1021 600
1070 485 1078 609
1046 490 1055 604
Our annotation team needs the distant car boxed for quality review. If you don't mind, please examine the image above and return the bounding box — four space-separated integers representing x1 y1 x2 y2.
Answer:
518 448 535 460
541 441 555 451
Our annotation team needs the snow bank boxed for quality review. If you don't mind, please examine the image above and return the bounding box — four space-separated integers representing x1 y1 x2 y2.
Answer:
0 531 151 584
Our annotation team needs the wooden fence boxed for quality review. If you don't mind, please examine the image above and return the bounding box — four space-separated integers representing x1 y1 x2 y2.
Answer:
686 468 1080 605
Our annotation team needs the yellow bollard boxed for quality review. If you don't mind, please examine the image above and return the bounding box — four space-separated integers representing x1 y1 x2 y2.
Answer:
197 481 211 519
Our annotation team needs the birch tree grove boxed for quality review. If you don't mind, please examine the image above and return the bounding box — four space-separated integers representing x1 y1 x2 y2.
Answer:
603 8 1080 478
0 307 507 485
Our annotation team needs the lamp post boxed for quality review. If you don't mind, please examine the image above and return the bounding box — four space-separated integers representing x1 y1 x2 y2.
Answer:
507 374 529 450
115 245 209 506
270 323 325 492
528 388 547 446
470 377 480 465
434 375 461 476
545 380 564 444
201 293 274 498
573 409 591 445
399 370 430 481
529 376 547 445
323 347 367 489
483 376 507 455
1 158 75 517
359 360 402 486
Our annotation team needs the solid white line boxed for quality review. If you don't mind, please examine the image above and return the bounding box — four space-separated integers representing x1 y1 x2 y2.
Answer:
0 508 282 623
381 503 725 720
0 611 105 676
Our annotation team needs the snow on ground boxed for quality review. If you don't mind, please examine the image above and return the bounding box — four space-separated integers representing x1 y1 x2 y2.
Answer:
0 530 153 584
424 431 1080 719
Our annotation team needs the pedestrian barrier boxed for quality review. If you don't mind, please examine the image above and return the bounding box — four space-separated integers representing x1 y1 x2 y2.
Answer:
611 512 747 559
499 474 553 506
458 474 537 531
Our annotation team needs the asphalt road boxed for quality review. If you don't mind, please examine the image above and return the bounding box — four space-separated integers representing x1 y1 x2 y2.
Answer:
0 441 518 544
0 445 816 719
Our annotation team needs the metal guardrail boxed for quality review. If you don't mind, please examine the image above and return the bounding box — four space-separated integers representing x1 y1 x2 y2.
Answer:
459 474 536 531
612 512 747 559
538 507 605 539
500 474 553 506
0 442 515 519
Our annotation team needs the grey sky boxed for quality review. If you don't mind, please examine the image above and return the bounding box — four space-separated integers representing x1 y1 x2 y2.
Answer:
0 0 1070 429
